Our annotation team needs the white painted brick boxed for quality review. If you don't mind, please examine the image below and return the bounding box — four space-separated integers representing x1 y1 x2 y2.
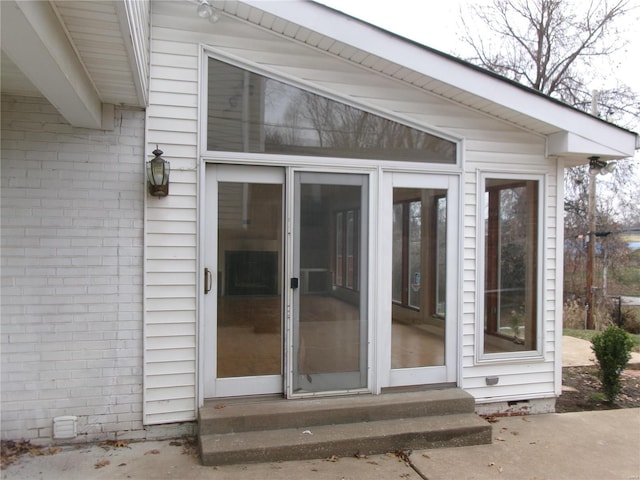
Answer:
1 95 145 442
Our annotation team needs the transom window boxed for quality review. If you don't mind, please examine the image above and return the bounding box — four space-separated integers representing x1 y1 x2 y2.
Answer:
207 57 456 163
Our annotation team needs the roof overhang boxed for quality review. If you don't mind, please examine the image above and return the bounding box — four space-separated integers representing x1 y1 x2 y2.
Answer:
240 0 638 163
1 0 104 129
0 0 148 129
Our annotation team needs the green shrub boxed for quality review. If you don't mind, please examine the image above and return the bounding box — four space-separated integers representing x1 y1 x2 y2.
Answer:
591 326 634 403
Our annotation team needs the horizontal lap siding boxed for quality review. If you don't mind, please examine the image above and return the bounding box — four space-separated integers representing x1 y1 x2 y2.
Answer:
461 146 559 402
144 29 199 425
146 15 560 420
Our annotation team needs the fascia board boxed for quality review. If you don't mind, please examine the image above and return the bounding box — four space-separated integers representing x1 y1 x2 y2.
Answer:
241 1 636 155
548 131 637 161
1 0 103 129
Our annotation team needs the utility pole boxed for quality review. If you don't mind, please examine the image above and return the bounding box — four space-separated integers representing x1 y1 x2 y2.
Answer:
586 168 596 330
586 91 599 331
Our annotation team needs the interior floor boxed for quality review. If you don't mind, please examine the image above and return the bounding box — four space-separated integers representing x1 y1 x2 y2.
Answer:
216 295 445 378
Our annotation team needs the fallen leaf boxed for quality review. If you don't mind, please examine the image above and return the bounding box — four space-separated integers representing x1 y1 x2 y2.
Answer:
100 440 129 450
488 462 495 467
326 455 339 462
94 459 110 469
354 452 367 459
302 430 313 435
367 461 379 465
169 441 182 447
214 404 226 409
422 453 431 459
495 437 506 442
498 466 504 473
118 463 127 467
522 417 530 422
144 449 160 455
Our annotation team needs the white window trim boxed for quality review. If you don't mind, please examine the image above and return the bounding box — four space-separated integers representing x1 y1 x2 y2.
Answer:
475 170 546 364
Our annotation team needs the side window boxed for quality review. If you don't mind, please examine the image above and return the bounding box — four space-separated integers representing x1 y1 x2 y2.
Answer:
482 177 540 355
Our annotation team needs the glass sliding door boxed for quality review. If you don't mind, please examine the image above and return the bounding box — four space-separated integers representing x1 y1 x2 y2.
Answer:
204 165 284 398
291 172 368 395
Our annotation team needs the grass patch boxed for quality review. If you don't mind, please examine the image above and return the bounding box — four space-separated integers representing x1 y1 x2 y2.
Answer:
564 328 640 353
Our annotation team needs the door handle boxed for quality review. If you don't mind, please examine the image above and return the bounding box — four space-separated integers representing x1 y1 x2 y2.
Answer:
204 268 213 294
290 277 299 289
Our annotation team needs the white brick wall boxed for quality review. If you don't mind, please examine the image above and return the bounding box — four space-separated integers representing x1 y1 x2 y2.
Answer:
1 94 151 442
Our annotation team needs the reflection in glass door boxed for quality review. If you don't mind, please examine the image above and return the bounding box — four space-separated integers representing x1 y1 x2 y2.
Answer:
292 173 368 395
392 188 447 369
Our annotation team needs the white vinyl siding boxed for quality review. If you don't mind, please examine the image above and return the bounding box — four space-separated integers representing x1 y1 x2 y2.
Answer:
144 10 560 422
143 29 200 424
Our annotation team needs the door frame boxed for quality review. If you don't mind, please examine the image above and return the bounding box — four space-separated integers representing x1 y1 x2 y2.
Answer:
199 159 460 403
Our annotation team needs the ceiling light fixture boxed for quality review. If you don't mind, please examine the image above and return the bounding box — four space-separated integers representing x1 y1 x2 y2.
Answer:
196 0 219 22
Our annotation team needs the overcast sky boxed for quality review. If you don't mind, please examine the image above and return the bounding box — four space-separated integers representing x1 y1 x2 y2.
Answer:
318 0 640 101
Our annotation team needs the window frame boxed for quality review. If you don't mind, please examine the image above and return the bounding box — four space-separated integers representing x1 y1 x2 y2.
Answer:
476 171 545 362
200 49 462 170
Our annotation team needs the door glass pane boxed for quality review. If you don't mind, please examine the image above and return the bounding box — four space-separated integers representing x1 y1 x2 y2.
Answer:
392 188 447 369
294 177 368 393
217 182 282 377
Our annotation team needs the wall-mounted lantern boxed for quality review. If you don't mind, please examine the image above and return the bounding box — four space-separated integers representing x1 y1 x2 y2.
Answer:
146 147 170 197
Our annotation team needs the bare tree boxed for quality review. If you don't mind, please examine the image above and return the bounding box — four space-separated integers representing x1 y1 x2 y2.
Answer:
460 0 639 318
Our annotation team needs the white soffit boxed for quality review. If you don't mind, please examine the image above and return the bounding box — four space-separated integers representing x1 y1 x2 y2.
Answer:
238 0 637 159
1 0 103 129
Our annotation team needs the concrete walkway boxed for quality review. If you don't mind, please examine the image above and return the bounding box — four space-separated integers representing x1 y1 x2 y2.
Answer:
562 335 640 367
3 336 639 479
4 409 639 480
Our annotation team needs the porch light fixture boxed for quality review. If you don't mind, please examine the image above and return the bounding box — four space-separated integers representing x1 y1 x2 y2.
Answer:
588 156 616 176
146 147 170 197
196 0 219 22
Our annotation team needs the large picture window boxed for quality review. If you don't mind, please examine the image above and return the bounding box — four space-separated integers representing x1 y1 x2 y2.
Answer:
207 57 456 163
482 178 539 354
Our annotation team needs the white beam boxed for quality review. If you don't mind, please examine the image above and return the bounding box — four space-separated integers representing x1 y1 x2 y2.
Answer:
1 0 104 129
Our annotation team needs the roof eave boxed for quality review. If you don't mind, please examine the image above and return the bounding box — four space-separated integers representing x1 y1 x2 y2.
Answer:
243 0 637 161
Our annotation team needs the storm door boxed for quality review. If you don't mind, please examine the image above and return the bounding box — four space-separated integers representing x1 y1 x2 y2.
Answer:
290 172 369 396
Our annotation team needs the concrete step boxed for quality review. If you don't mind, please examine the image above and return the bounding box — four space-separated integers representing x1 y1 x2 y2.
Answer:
199 413 491 466
199 389 476 435
198 389 492 465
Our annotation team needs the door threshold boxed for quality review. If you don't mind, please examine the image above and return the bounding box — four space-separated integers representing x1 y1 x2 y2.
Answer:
203 393 284 407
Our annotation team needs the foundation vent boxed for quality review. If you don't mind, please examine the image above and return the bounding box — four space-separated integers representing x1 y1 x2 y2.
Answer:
53 416 77 439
